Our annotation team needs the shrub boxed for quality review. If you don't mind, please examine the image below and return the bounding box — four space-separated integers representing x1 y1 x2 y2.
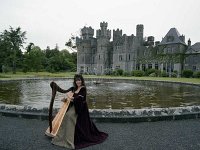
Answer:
146 69 156 76
193 71 200 78
161 71 168 77
182 70 193 78
133 70 144 77
123 71 131 76
171 72 177 78
131 70 135 76
111 70 117 76
116 69 123 76
149 72 156 77
1 65 10 73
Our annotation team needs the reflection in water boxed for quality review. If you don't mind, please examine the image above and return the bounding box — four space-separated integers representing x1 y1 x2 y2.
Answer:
0 79 200 109
0 81 22 105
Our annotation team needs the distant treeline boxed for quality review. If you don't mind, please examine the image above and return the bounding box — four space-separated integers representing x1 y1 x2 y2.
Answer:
0 26 77 73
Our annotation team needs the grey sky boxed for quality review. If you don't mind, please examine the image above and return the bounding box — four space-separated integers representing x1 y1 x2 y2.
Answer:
0 0 199 51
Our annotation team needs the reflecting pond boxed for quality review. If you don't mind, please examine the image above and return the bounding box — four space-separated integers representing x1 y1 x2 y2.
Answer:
0 79 200 109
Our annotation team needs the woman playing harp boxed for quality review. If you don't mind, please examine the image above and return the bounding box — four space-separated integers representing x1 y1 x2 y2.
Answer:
46 74 108 149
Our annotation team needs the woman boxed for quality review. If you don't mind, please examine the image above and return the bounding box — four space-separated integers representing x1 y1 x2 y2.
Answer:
48 74 108 149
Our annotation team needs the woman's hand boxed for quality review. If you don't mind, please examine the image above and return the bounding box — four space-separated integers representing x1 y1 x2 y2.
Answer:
66 91 74 102
61 97 67 102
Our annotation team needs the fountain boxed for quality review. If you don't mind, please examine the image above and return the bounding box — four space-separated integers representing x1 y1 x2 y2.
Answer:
0 78 200 122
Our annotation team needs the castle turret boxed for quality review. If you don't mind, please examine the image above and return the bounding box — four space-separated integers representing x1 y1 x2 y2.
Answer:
96 22 112 75
179 34 185 43
147 36 155 46
81 26 94 40
136 24 144 39
113 28 122 41
77 26 96 74
96 21 111 40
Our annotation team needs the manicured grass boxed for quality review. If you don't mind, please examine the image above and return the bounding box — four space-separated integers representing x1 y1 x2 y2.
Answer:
0 72 200 84
83 75 200 84
0 72 76 78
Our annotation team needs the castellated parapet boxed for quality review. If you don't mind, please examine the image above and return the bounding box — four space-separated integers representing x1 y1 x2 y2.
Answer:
100 21 108 28
136 24 144 38
113 29 122 41
96 21 111 40
81 26 94 40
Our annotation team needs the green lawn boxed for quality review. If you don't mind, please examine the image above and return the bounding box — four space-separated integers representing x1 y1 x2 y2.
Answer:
84 75 200 85
0 72 76 78
0 72 200 85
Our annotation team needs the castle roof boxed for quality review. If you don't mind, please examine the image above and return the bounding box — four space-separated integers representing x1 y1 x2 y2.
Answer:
159 28 186 45
186 42 200 54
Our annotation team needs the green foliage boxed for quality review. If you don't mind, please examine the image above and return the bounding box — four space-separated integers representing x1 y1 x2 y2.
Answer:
123 71 131 76
171 72 177 78
171 71 178 78
110 70 117 76
1 65 11 73
146 69 161 77
149 72 157 77
133 70 144 77
161 71 168 77
131 70 135 76
193 71 200 78
0 26 26 74
182 70 193 78
116 69 124 76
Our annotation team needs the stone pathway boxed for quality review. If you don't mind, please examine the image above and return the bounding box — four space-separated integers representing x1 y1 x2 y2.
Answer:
1 116 200 150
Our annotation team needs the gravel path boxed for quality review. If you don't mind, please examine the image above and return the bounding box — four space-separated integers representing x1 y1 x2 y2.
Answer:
0 116 200 150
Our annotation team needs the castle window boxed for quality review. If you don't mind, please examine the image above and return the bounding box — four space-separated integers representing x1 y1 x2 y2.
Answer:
193 66 196 71
99 55 100 60
155 64 159 70
119 55 122 61
116 66 120 69
142 64 146 71
128 54 130 61
148 64 152 69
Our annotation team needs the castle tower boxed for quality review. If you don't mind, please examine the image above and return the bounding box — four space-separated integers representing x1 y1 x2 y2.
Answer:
96 22 112 75
81 26 94 40
113 29 122 42
136 24 144 40
77 26 96 74
96 22 111 40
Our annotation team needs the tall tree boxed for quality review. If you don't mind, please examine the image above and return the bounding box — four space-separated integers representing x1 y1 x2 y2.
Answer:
0 26 26 73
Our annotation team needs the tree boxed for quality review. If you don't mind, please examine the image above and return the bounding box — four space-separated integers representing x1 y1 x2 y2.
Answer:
23 46 45 72
26 42 34 53
0 26 26 73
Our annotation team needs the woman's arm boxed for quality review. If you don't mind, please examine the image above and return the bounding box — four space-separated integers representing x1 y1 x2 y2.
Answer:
50 81 74 93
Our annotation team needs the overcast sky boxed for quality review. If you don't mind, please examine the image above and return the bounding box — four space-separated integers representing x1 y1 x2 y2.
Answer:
0 0 199 51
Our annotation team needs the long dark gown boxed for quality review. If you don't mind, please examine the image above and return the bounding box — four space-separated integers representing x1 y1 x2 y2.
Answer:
52 87 108 149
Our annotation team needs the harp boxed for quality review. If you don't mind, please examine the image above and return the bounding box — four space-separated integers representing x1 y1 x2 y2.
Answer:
45 82 72 137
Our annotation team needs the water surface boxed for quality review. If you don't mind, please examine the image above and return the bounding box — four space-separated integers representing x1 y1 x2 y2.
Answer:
0 79 200 109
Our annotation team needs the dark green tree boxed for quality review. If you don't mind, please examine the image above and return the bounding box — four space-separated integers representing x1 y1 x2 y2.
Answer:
0 26 26 73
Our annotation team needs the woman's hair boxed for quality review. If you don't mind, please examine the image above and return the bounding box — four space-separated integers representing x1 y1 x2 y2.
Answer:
73 74 86 91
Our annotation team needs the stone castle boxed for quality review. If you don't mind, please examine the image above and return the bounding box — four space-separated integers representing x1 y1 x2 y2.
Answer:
76 22 200 76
